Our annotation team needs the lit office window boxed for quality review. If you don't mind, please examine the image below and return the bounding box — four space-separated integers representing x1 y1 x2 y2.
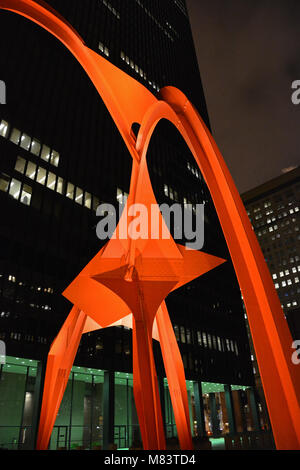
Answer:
36 167 47 185
196 331 201 346
50 150 60 167
186 328 191 344
30 138 41 156
0 173 10 192
117 187 123 202
275 283 279 289
100 0 120 19
93 196 100 212
8 158 105 212
282 281 287 287
9 178 21 200
56 177 65 195
47 172 57 191
84 192 92 209
98 42 109 56
180 326 186 343
75 187 83 205
20 184 32 206
272 273 277 280
20 133 31 151
15 156 26 174
66 182 75 200
120 50 159 90
41 145 51 163
173 325 180 341
26 161 37 180
0 120 9 138
10 128 21 145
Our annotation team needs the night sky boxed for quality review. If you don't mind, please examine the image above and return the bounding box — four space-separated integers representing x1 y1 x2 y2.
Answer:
186 0 300 194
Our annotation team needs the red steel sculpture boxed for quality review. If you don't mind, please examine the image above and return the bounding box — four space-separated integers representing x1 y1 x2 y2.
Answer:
1 0 300 451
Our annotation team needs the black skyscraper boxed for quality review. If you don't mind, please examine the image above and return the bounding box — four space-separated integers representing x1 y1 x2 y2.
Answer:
0 1 260 450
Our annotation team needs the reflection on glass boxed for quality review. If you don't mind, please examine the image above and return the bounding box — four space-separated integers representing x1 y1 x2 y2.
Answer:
66 183 75 200
50 150 60 167
10 128 21 145
9 179 21 200
41 145 51 163
20 133 31 151
75 187 83 205
30 139 41 156
26 162 37 180
36 167 47 185
47 172 57 191
0 120 9 138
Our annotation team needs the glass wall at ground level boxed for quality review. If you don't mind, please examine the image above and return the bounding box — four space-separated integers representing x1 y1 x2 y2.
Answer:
0 356 269 450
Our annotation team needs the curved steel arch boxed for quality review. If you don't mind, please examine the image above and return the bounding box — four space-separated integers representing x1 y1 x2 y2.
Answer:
2 0 300 450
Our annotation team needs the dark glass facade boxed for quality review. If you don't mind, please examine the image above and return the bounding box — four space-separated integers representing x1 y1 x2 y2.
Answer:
242 167 300 338
0 0 260 449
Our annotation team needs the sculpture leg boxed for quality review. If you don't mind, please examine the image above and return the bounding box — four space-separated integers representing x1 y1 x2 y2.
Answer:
36 306 87 450
157 301 193 450
132 317 166 450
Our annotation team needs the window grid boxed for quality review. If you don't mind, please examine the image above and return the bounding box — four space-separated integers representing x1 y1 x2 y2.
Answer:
13 156 101 212
1 119 60 167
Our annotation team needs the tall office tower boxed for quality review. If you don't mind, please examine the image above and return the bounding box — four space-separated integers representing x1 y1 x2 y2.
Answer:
242 167 300 338
0 1 261 450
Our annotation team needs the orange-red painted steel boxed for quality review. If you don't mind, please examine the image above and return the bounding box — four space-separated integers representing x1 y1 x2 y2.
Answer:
2 0 300 451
